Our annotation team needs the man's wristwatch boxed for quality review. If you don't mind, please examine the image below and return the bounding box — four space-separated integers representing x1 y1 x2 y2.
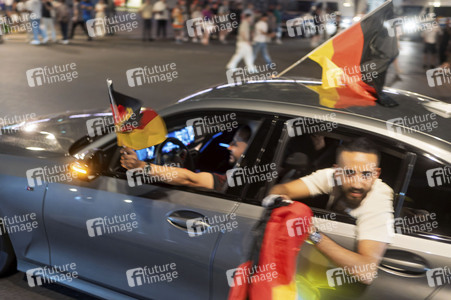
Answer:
308 227 323 245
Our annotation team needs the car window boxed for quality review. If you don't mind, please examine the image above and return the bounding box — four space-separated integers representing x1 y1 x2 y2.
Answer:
106 110 274 200
398 156 451 238
263 116 405 217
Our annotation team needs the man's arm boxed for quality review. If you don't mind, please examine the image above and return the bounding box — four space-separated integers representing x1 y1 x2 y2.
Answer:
315 236 387 285
269 178 311 200
120 147 214 190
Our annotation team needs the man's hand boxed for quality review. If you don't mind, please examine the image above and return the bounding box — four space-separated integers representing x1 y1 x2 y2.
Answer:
120 147 145 170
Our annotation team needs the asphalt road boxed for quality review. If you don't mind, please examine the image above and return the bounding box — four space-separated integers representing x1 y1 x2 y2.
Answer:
0 28 450 299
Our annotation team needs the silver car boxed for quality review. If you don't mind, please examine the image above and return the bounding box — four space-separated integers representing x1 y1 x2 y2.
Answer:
0 79 450 300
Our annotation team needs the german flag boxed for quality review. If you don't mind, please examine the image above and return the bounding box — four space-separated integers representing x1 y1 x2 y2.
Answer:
305 0 399 108
107 79 167 150
227 199 313 300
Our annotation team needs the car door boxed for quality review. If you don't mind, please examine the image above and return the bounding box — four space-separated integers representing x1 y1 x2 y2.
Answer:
213 112 451 300
42 110 270 300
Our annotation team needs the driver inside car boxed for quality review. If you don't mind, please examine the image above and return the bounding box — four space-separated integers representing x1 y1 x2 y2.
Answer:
120 125 252 192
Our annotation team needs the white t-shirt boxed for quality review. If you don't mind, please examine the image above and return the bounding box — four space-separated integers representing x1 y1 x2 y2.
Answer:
153 1 168 20
423 25 441 44
253 20 268 43
301 168 394 244
26 0 42 19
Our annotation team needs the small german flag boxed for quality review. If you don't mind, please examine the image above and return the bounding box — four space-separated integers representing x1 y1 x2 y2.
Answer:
107 79 167 150
305 0 399 108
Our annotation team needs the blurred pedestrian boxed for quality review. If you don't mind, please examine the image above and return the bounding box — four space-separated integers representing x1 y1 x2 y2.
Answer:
80 0 93 40
331 12 344 37
172 2 183 44
218 0 231 44
54 0 70 44
422 17 441 69
190 5 202 43
226 13 255 72
179 0 189 42
94 0 106 36
310 5 323 48
153 0 168 39
42 0 56 42
253 13 273 66
273 4 282 44
17 0 33 41
439 18 450 64
70 0 91 40
138 0 153 41
26 0 48 45
201 4 213 45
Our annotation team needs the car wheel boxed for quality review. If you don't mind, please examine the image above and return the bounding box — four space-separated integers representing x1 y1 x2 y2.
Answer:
0 233 17 277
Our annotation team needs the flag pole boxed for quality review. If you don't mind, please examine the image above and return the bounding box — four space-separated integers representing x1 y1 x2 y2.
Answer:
276 0 393 78
107 79 120 123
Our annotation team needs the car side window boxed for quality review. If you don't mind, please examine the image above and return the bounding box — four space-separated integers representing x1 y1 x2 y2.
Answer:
108 110 271 200
398 156 451 238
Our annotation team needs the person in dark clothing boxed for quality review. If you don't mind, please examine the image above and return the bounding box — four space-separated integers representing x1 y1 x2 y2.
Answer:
439 19 451 64
55 0 70 44
70 0 91 40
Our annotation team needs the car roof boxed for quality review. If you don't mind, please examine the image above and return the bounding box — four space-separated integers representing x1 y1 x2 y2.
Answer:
171 79 451 144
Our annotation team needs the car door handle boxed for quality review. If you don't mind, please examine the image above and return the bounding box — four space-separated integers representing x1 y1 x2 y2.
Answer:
379 250 429 277
167 210 211 232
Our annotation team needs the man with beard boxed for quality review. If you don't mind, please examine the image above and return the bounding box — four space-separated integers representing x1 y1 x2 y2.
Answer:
268 137 394 285
120 125 251 192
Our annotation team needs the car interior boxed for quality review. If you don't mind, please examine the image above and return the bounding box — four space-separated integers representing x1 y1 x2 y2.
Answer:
104 114 264 189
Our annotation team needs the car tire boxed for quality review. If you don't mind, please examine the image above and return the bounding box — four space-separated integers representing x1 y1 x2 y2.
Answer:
0 233 17 277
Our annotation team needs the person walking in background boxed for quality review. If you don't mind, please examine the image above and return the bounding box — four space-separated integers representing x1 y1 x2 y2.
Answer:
273 4 282 44
153 0 168 39
17 0 33 41
94 0 107 36
310 5 323 48
171 2 183 44
178 0 189 42
42 0 56 42
422 17 441 69
439 18 450 65
70 0 92 40
226 13 255 73
253 13 273 66
190 5 203 43
54 0 70 44
80 0 93 40
218 0 231 44
138 0 153 42
26 0 48 45
201 4 213 45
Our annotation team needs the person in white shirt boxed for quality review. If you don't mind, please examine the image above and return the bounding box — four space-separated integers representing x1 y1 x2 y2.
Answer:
153 0 168 39
422 17 442 69
253 13 273 66
138 0 153 41
269 137 394 285
226 13 256 73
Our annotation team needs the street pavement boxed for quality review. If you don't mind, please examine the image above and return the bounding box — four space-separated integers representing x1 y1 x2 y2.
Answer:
0 26 450 299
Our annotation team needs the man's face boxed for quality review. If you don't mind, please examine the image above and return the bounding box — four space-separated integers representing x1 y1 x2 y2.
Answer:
334 151 380 207
227 132 248 165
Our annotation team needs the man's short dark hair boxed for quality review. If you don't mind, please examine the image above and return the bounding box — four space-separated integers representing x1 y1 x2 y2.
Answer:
336 137 381 165
236 125 252 143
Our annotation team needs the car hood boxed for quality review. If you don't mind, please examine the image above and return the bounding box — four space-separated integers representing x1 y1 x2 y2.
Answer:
0 108 112 158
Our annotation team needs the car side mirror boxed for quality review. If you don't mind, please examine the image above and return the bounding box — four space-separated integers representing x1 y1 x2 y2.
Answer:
283 152 310 170
71 150 104 181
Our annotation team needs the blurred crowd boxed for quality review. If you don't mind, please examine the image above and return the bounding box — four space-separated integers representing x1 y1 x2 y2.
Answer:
0 0 286 46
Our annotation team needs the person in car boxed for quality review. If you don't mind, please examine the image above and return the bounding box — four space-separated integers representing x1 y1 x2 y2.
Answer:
120 125 251 192
269 137 394 285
